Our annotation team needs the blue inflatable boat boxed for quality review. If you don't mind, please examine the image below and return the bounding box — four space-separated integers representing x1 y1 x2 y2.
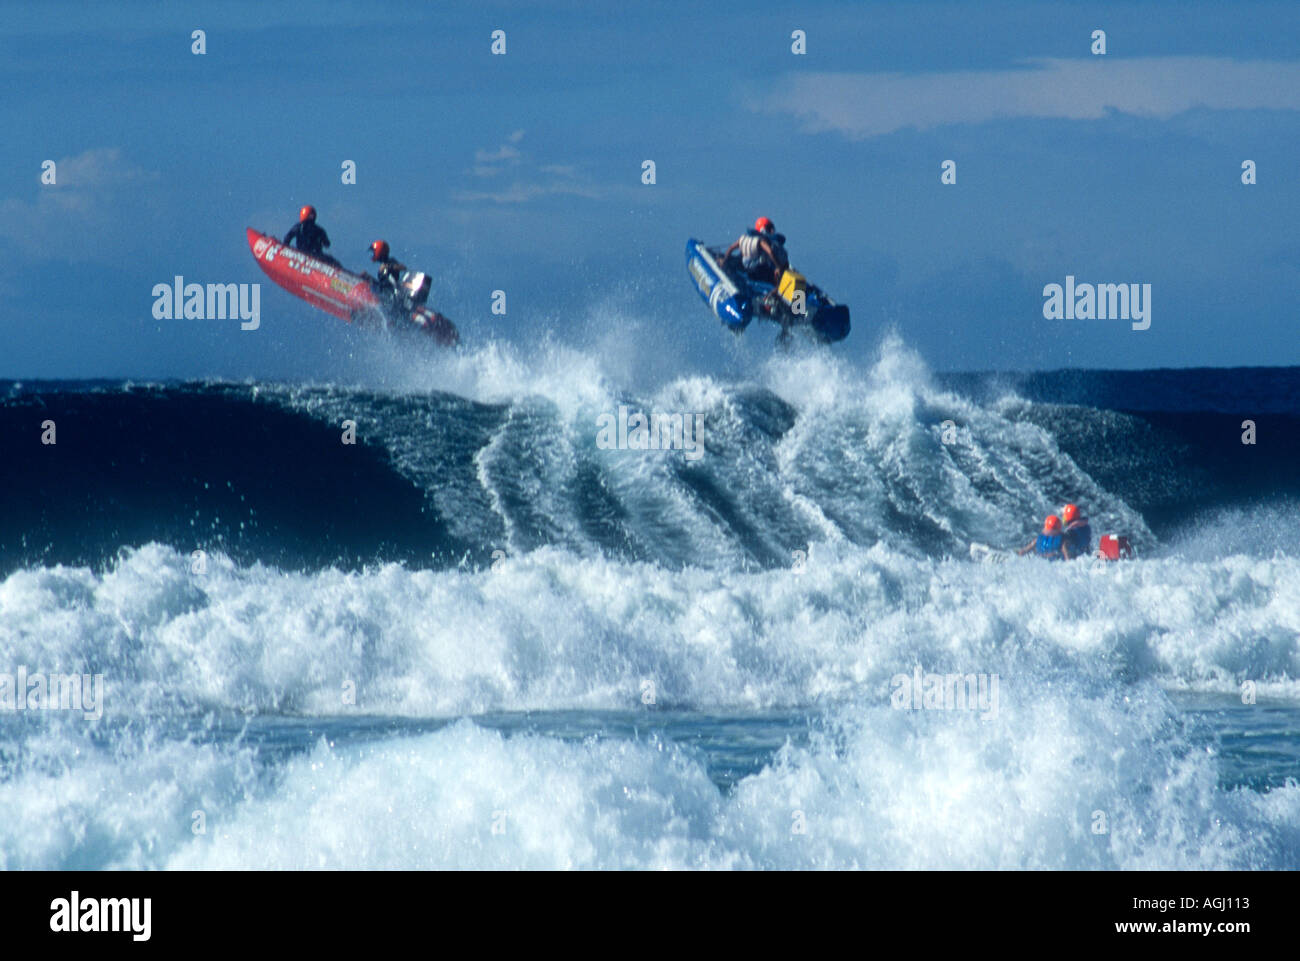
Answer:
685 238 850 343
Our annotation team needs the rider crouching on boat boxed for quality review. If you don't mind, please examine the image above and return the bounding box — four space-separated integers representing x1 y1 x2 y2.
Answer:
720 217 788 284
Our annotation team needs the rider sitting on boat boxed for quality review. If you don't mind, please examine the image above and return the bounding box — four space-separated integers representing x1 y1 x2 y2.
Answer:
284 206 332 260
719 217 789 284
1017 514 1070 560
368 240 408 308
1061 503 1092 558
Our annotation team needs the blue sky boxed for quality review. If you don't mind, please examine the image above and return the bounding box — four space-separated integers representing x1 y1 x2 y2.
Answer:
2 0 1298 378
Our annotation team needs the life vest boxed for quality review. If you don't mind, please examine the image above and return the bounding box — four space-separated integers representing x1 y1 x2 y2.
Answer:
768 235 789 270
738 229 767 269
1063 520 1092 555
1034 533 1063 559
738 229 788 271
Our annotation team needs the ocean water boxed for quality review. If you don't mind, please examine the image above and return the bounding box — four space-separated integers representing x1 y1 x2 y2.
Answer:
2 336 1298 869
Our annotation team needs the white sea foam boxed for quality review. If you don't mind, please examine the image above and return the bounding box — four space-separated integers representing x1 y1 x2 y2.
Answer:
4 695 1296 870
2 539 1297 720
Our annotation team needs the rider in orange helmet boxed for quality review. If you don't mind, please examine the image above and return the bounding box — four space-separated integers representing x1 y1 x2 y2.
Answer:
719 216 789 283
283 205 332 260
368 239 409 308
1017 514 1066 559
1060 503 1092 559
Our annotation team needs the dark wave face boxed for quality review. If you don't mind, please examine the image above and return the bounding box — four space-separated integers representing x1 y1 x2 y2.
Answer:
942 368 1300 531
3 362 1297 574
1 383 477 572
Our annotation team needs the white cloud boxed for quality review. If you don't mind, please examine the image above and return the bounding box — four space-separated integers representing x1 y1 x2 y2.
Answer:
0 148 157 261
459 132 598 204
48 147 154 187
758 57 1300 139
474 144 522 164
454 181 601 205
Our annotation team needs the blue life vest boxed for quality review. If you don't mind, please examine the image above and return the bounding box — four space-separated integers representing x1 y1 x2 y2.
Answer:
768 235 789 270
1035 533 1063 559
1063 521 1091 556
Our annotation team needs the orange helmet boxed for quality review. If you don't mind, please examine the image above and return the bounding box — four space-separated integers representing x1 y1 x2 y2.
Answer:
1062 503 1079 524
299 205 316 223
754 217 775 234
1043 515 1062 534
369 240 390 261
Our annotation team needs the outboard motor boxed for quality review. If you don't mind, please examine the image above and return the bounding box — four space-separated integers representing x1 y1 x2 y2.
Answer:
401 271 431 306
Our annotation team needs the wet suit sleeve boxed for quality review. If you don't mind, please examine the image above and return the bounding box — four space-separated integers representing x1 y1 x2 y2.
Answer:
283 223 301 246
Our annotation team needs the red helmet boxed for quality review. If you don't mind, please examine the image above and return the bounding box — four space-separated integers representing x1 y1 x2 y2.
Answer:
1061 503 1079 524
1043 515 1062 534
369 240 390 261
754 217 775 234
299 205 316 223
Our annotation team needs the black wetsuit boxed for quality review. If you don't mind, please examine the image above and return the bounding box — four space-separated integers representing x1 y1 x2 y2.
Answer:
1063 519 1092 557
372 255 409 308
284 221 331 258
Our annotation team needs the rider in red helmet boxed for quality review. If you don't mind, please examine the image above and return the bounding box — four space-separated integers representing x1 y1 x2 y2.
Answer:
1017 514 1066 559
1060 503 1091 559
283 205 332 260
368 239 409 308
719 216 789 283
